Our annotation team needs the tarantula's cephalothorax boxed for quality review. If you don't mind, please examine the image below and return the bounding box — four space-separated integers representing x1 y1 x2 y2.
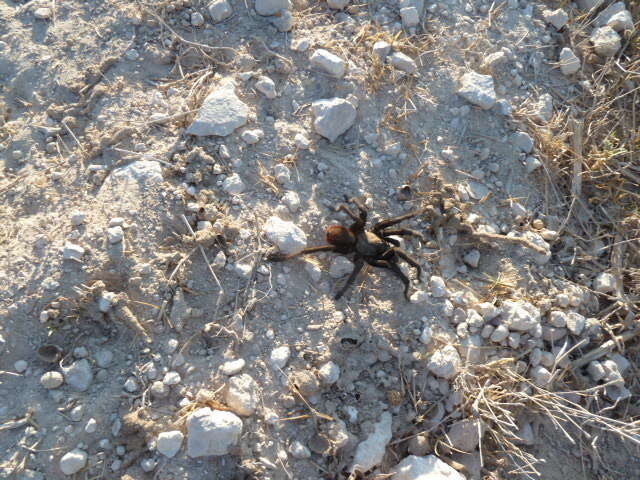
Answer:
267 197 426 300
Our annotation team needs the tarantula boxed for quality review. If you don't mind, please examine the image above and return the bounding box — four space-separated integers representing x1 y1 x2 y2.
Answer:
267 197 426 300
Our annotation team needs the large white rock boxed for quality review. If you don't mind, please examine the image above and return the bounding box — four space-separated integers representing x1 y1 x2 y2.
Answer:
310 49 346 78
187 81 249 136
426 345 461 379
263 216 307 254
594 2 634 32
62 359 93 392
225 374 259 416
311 98 357 142
458 72 496 110
255 0 290 15
186 408 243 457
59 449 87 475
157 431 184 458
351 412 392 473
392 455 467 480
559 48 580 75
501 300 540 332
590 26 621 57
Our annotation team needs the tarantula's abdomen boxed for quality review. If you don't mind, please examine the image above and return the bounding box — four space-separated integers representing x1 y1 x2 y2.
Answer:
326 225 356 247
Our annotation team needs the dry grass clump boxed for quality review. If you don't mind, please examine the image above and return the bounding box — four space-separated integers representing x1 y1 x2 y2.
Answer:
453 359 640 479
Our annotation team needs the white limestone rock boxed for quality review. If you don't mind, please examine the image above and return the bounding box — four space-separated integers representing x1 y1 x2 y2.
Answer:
310 49 346 78
157 431 184 458
255 0 291 15
186 408 243 457
559 48 580 75
458 72 496 110
59 449 87 476
426 345 461 379
187 80 249 136
224 374 259 416
264 216 307 254
391 455 467 480
311 98 357 142
351 412 392 474
590 26 621 57
501 300 541 332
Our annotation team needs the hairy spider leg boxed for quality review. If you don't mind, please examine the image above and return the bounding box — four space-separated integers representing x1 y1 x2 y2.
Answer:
372 208 427 234
267 245 335 261
368 258 412 299
336 204 366 234
380 228 426 242
382 247 423 281
347 197 368 222
334 257 365 300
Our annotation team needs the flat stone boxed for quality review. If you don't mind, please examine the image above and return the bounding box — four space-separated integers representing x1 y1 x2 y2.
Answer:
351 412 392 474
391 455 466 480
389 52 418 73
157 431 184 458
559 48 580 75
63 242 85 261
311 98 357 142
542 8 568 30
62 359 93 392
221 358 246 375
255 75 276 99
458 72 496 109
186 408 243 457
264 216 307 254
310 49 346 78
187 80 248 136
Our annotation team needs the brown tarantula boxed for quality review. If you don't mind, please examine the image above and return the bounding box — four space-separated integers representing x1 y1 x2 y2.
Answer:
268 197 426 300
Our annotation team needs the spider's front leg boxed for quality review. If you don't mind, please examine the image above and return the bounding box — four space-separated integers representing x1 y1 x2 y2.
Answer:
266 245 335 261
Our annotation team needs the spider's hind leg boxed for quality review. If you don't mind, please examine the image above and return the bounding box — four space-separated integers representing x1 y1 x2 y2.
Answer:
381 228 426 243
382 247 423 282
372 208 427 234
369 259 412 300
334 257 364 300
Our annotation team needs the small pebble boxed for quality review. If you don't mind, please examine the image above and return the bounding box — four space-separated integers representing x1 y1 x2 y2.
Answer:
41 371 64 389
